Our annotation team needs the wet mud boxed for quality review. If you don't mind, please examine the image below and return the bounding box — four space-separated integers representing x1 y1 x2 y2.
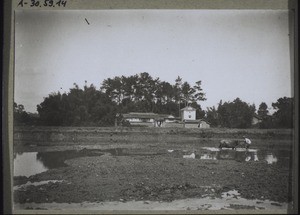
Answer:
14 150 291 204
13 127 293 211
14 190 288 211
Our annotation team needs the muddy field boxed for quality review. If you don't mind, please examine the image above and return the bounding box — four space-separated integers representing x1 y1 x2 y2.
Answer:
13 127 294 212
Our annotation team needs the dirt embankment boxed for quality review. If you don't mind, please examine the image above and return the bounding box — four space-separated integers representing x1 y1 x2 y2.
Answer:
14 126 293 146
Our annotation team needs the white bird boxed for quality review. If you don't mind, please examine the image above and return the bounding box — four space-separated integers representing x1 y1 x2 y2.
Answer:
183 152 195 159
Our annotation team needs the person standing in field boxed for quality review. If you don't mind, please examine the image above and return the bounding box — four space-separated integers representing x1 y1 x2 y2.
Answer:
243 136 251 149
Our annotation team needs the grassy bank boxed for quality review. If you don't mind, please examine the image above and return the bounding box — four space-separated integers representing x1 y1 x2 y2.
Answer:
14 126 293 146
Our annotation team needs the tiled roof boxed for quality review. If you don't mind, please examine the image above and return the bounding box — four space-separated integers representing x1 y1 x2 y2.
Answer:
123 112 158 119
123 112 176 119
180 106 196 111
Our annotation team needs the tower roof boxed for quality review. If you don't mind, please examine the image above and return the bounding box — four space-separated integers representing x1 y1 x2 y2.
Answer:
180 106 196 111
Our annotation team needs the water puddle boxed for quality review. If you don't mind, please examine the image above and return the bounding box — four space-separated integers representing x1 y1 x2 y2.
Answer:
13 180 64 191
14 147 289 177
265 153 278 164
199 154 217 160
202 147 258 152
14 148 166 177
14 152 49 177
199 147 291 164
14 149 104 177
183 153 196 159
176 147 289 164
14 189 288 211
221 189 240 198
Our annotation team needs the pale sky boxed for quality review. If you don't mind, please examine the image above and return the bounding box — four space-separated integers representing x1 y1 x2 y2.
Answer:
15 10 292 113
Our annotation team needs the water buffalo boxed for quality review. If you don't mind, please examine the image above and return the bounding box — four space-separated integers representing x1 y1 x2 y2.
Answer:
219 139 240 150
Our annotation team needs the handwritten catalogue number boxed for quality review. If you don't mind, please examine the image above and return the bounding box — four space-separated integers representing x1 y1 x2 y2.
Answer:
18 0 67 8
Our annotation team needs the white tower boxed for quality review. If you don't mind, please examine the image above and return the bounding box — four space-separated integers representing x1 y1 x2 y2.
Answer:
180 106 196 121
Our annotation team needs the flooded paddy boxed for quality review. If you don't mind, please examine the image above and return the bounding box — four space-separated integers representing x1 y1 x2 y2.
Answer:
14 146 290 177
14 149 104 177
13 128 293 212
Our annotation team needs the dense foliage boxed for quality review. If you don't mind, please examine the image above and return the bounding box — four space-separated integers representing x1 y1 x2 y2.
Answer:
257 102 273 129
14 103 38 126
36 83 117 126
272 97 294 128
100 73 206 116
205 97 294 129
14 72 294 128
205 98 256 128
15 73 206 126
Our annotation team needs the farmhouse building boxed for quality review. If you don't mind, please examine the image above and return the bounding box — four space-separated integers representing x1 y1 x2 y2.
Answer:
198 119 211 128
123 112 157 123
122 112 176 127
121 108 210 128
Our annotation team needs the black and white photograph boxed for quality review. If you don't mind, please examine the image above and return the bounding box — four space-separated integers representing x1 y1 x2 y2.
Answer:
12 5 296 213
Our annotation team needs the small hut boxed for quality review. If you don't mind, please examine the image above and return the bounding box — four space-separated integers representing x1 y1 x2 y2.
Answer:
198 119 210 128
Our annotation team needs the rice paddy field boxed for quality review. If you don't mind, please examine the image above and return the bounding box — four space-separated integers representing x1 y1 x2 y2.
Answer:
12 126 295 213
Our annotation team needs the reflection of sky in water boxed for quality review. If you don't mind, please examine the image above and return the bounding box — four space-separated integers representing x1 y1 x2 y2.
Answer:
201 147 220 152
14 152 48 177
14 147 286 177
14 149 105 177
200 154 217 160
245 156 251 162
201 147 257 153
265 154 278 164
199 147 286 164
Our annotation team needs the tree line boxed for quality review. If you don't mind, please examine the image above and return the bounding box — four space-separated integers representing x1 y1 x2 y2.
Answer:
100 72 206 116
205 97 294 129
14 72 294 128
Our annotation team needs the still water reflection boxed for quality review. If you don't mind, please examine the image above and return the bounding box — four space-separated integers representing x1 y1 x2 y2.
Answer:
14 147 290 177
14 149 104 177
14 152 48 177
265 153 278 164
196 149 261 162
196 147 289 165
